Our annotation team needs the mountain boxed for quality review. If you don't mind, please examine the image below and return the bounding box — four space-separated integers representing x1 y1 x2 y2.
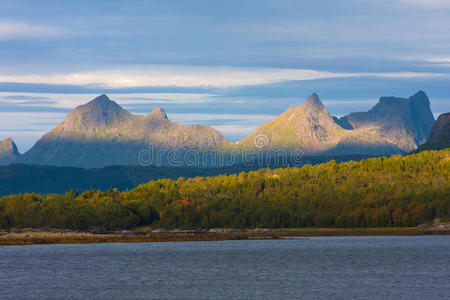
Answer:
239 93 347 153
0 138 20 165
16 91 435 168
416 113 450 151
240 92 433 155
18 95 230 168
337 91 435 152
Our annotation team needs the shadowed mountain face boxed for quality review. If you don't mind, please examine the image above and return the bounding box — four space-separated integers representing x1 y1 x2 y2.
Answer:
17 95 230 168
0 138 20 165
337 91 435 152
16 92 435 167
416 113 450 151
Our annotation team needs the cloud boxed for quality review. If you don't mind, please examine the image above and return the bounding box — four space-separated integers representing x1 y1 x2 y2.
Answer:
426 58 450 63
115 93 216 105
224 14 450 45
169 113 275 123
2 95 52 100
0 21 70 40
0 111 67 152
422 58 450 68
322 99 378 105
0 65 445 88
0 92 220 112
396 0 450 7
0 94 57 106
168 113 277 142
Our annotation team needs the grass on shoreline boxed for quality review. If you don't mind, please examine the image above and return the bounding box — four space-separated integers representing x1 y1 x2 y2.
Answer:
272 227 420 232
1 227 449 246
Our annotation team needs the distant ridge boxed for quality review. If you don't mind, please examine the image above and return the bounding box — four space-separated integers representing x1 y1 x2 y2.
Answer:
14 91 435 168
0 154 373 195
17 95 230 168
240 92 434 156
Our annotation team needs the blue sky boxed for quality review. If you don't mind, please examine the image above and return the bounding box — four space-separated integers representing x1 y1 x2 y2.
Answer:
0 0 449 152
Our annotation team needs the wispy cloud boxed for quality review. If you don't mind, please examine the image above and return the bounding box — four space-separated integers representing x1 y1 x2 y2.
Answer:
0 92 219 110
0 66 445 88
396 0 450 7
0 112 67 152
0 21 70 40
426 58 450 63
169 113 277 141
224 15 450 44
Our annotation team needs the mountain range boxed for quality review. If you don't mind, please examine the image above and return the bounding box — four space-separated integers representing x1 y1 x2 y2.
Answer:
238 92 434 155
5 91 440 168
16 95 229 167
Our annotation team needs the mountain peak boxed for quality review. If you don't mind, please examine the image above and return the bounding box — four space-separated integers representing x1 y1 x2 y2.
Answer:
89 94 111 104
61 94 132 130
407 90 435 143
149 107 168 120
408 90 430 106
0 137 19 155
412 90 427 98
80 94 123 112
0 137 20 165
340 91 435 151
239 93 344 153
304 93 324 109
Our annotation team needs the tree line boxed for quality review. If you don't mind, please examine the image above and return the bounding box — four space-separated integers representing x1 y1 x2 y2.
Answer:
0 149 448 230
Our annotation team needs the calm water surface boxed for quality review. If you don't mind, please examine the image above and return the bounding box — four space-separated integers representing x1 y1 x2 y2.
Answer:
1 236 449 299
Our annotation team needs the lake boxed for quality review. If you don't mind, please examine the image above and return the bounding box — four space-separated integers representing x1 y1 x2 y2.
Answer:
1 236 449 299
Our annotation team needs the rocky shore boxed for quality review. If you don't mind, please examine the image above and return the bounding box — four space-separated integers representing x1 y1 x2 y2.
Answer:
1 226 449 246
416 218 450 230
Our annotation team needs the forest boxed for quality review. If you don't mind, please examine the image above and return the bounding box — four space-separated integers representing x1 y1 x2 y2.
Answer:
0 154 370 195
0 149 448 230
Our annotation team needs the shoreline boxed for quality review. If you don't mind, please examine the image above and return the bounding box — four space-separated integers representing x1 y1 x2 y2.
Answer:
1 228 449 246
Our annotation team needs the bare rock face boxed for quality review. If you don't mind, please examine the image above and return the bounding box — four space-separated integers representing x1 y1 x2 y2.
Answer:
337 91 435 152
416 112 450 151
0 138 20 165
239 93 347 153
16 91 437 167
56 94 134 134
417 218 450 230
18 95 231 167
240 91 434 155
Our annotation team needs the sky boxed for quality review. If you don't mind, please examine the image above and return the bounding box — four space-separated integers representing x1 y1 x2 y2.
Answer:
0 0 449 152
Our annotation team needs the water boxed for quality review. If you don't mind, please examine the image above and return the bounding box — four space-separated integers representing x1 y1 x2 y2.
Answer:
1 236 449 299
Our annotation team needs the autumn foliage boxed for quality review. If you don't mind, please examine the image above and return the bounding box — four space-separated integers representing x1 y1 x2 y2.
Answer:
0 149 448 230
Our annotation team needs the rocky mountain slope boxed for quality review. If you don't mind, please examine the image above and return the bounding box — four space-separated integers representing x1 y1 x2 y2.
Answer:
336 91 435 152
240 92 433 155
16 91 435 167
239 93 347 153
416 112 450 151
18 95 230 167
0 138 20 165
